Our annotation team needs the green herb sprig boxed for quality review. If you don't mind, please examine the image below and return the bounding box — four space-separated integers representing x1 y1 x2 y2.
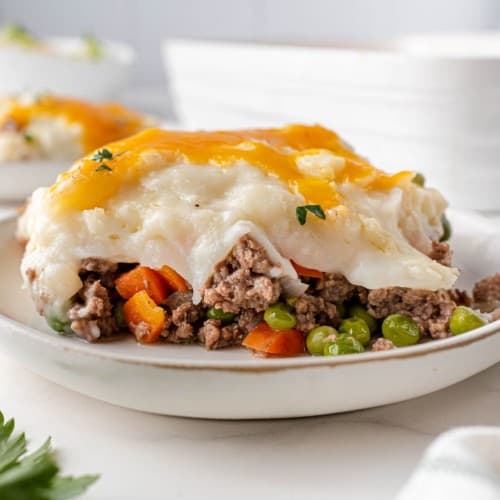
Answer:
95 164 112 173
1 24 36 46
92 148 113 172
91 148 113 162
23 133 35 144
0 411 98 499
296 204 326 225
82 34 103 60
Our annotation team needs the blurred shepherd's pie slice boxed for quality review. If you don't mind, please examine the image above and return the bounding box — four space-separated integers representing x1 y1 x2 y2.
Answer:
0 93 152 162
17 124 499 357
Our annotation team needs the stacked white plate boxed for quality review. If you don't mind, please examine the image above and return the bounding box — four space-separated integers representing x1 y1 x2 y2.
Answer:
163 34 500 211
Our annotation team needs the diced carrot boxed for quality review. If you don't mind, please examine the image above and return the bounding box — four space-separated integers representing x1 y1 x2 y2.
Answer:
242 322 305 357
291 261 324 279
123 290 166 344
158 265 189 293
115 266 169 304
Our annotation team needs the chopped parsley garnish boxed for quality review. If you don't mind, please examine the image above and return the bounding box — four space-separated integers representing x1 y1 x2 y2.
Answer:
296 204 326 225
1 24 35 46
23 133 35 143
0 410 98 498
95 164 112 172
91 148 113 162
82 34 103 60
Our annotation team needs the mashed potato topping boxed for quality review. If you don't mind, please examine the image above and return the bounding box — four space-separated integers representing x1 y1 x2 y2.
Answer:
18 124 458 315
0 94 150 162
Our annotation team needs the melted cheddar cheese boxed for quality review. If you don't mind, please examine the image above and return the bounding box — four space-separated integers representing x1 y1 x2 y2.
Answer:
0 94 146 152
49 124 413 214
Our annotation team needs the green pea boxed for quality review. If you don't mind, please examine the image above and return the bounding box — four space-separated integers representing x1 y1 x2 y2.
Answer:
323 334 364 356
264 303 297 330
306 326 337 355
338 317 371 346
207 307 235 325
286 296 298 307
336 303 346 318
450 306 486 335
440 214 452 242
348 304 378 333
114 302 126 329
46 315 71 334
412 172 426 187
382 314 420 346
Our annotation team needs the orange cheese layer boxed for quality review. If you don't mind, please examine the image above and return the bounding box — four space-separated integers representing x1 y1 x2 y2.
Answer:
0 95 145 152
49 124 413 214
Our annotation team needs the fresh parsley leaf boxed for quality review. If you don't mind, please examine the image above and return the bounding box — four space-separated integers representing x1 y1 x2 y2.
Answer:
295 206 307 225
95 164 112 172
42 474 100 499
304 204 325 220
1 24 35 46
91 148 113 162
0 411 98 499
440 214 452 242
23 133 35 143
412 172 425 187
296 204 326 225
82 34 103 60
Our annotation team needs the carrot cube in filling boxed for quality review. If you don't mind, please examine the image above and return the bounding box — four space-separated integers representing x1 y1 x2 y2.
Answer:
158 265 189 293
242 322 305 356
115 266 169 304
123 290 167 343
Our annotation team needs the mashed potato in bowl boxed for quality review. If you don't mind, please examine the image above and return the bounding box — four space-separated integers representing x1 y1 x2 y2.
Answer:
17 124 500 357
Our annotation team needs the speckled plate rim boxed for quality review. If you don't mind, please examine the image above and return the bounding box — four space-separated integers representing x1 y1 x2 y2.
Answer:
1 213 499 372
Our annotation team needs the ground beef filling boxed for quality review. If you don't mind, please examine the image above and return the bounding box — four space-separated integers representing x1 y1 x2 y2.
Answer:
290 273 369 332
371 338 395 351
366 288 456 339
64 239 476 349
67 238 279 348
163 236 279 348
428 241 452 267
473 273 500 313
201 236 281 314
67 258 125 342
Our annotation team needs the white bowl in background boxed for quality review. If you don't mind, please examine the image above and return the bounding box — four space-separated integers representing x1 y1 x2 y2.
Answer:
0 37 135 100
163 35 500 211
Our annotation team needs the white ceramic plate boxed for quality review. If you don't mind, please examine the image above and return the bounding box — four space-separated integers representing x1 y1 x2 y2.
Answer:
0 160 68 201
0 211 499 419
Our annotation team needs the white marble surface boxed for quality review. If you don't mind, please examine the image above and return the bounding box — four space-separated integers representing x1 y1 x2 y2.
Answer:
1 352 500 500
1 203 500 499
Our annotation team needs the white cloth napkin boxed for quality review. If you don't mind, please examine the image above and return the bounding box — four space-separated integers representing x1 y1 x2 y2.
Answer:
397 427 500 500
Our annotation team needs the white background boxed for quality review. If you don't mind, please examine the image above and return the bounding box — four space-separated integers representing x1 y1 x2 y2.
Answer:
1 0 499 84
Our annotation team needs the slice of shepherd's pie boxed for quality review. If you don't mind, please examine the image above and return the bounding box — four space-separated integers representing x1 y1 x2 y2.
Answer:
16 125 500 357
0 93 153 162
